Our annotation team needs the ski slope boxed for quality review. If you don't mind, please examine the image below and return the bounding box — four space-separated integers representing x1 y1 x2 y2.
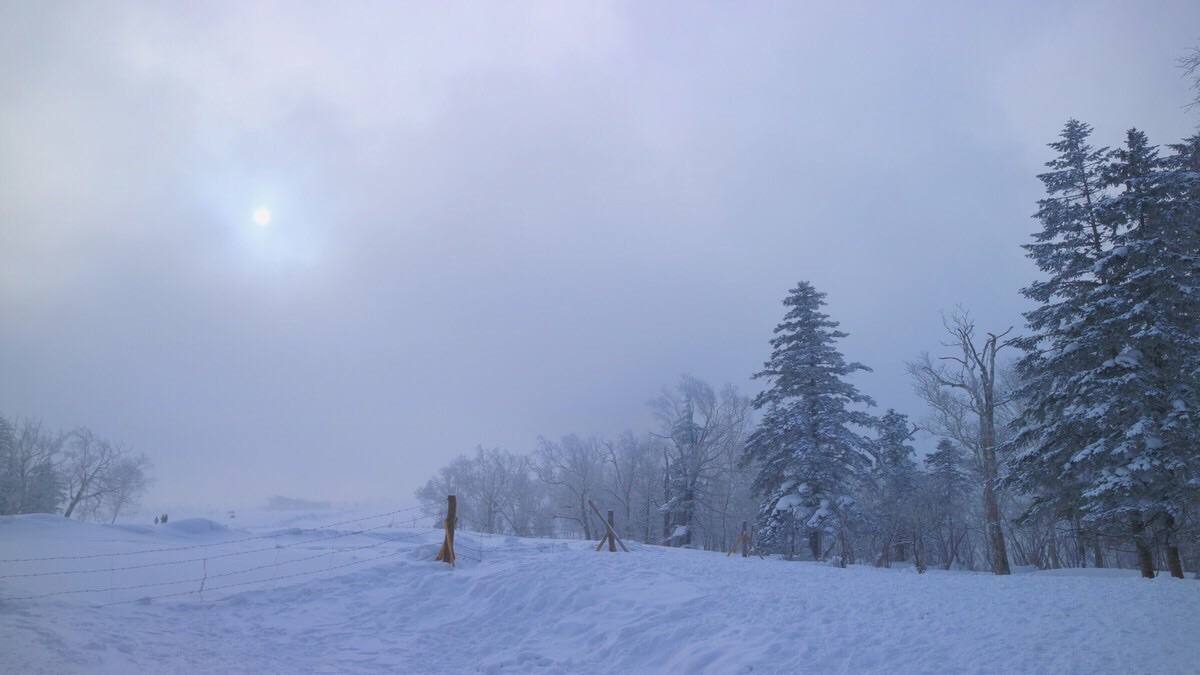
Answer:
2 508 1198 674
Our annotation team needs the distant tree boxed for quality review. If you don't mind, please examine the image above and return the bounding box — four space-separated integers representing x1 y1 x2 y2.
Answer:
0 416 63 515
867 410 920 568
908 310 1017 575
651 375 752 548
533 434 608 539
923 439 973 570
60 428 151 521
415 446 545 535
603 431 662 543
743 282 876 565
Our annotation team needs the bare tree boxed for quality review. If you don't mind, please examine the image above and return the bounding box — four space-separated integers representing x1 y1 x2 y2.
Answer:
0 417 64 515
651 376 753 548
907 310 1016 575
61 428 151 521
603 431 661 543
534 434 608 539
414 446 543 535
1182 42 1200 113
100 454 154 524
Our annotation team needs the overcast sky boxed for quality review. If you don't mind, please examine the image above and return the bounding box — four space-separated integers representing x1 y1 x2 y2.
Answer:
2 1 1198 510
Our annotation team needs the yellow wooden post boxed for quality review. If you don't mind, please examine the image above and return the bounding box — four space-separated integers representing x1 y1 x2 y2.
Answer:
436 494 457 566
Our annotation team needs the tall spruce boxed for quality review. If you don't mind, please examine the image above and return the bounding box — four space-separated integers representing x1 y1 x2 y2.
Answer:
1013 122 1200 578
924 439 972 570
868 410 920 567
743 282 876 564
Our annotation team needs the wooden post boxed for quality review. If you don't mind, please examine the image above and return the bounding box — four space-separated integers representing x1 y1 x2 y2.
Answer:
588 500 629 552
726 521 753 557
607 510 617 552
436 494 457 566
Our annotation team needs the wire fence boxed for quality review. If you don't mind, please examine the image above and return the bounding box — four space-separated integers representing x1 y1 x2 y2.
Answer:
0 504 439 605
0 505 428 564
1 502 650 607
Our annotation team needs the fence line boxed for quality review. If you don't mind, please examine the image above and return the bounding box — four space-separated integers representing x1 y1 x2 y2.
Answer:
5 528 438 603
0 519 415 580
0 504 427 564
100 547 408 607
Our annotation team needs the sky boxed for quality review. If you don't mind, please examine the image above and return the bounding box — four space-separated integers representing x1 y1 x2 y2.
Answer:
2 1 1198 510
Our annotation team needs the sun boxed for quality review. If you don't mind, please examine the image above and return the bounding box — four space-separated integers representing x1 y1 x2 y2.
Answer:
252 207 272 226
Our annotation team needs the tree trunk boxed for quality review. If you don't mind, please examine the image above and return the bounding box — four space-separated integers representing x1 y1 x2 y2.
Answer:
808 528 821 560
979 401 1010 575
1090 534 1105 569
1131 514 1155 579
1164 515 1184 579
981 470 1010 574
1047 531 1061 569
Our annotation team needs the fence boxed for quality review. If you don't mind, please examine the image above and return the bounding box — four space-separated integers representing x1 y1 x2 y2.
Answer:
1 496 751 608
0 504 435 606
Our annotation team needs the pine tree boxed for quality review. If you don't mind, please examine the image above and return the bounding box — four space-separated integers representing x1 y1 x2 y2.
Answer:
1099 132 1200 578
923 439 972 569
743 282 876 564
1013 122 1200 578
868 410 919 567
1011 120 1113 551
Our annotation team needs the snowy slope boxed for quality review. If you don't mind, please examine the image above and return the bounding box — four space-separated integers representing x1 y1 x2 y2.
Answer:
2 510 1198 674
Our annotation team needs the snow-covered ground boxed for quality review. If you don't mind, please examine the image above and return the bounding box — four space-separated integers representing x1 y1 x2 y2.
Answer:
2 507 1198 674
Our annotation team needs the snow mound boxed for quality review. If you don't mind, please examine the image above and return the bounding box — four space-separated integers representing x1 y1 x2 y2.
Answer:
160 518 229 535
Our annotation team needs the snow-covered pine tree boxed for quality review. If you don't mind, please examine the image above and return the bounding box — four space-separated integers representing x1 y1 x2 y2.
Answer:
924 439 972 570
743 282 876 565
1013 122 1200 578
1010 120 1113 554
1113 131 1200 577
868 409 920 567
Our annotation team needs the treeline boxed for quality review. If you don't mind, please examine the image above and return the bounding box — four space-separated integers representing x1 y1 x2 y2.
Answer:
417 114 1199 578
0 414 153 523
416 376 757 552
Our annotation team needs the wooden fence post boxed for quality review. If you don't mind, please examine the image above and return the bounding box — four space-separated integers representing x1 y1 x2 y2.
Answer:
607 510 617 552
436 494 457 566
588 500 629 552
727 520 753 557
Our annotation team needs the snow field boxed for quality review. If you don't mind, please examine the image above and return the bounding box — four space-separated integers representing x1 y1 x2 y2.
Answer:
2 510 1198 674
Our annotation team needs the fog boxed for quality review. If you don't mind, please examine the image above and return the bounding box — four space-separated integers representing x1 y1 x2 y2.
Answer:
2 1 1198 509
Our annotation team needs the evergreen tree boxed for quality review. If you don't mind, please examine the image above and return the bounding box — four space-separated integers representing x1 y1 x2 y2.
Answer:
0 414 17 514
1011 120 1113 549
868 410 919 567
1013 122 1200 578
743 282 876 564
924 439 972 569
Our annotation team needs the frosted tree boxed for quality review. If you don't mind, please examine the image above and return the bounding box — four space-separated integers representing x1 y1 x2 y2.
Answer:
1183 42 1200 114
1011 123 1200 578
651 375 752 548
603 431 662 543
867 409 920 567
743 282 876 564
0 416 64 515
533 434 608 539
61 428 151 522
923 439 973 570
415 446 550 536
908 311 1016 574
1089 130 1200 577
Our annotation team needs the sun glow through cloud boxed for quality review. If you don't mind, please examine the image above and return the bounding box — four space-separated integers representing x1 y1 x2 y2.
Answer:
252 207 272 226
